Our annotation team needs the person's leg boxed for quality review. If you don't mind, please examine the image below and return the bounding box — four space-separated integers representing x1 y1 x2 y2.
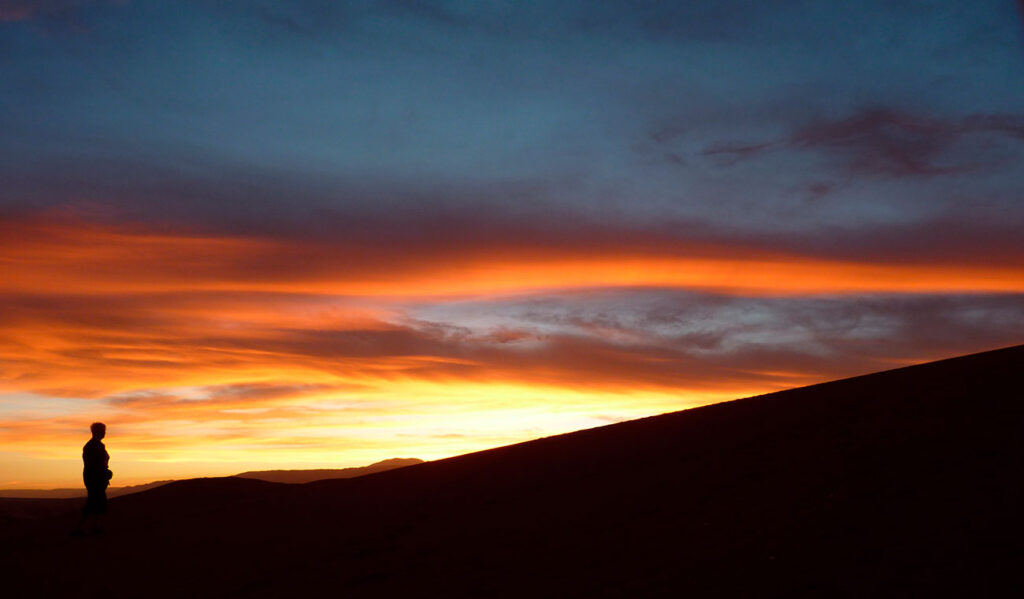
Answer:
91 488 106 534
74 487 101 535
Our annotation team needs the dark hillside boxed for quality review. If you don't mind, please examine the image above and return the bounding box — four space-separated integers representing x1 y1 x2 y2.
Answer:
3 344 1022 597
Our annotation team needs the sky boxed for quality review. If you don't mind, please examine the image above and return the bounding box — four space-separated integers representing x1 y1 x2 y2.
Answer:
1 0 1023 488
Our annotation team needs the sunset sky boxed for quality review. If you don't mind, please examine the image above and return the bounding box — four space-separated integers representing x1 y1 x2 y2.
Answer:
2 1 1023 488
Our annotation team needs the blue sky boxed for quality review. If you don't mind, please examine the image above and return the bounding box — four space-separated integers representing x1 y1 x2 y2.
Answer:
4 0 1023 236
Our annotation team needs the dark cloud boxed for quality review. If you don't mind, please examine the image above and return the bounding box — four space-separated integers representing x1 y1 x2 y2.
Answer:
793 109 1024 177
702 108 1024 178
752 213 1024 266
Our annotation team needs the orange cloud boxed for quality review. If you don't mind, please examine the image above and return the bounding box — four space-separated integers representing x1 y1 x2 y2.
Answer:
2 213 1022 488
4 214 1024 298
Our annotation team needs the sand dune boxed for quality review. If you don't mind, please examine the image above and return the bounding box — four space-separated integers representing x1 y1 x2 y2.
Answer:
2 344 1021 597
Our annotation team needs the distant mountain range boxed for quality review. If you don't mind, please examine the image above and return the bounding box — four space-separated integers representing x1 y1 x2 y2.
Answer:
0 458 423 498
233 458 424 484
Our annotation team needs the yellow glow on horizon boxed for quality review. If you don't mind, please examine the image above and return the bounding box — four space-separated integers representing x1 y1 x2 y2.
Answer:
1 382 752 489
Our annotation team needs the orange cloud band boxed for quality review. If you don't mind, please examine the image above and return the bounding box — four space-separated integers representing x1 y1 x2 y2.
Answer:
4 216 1024 297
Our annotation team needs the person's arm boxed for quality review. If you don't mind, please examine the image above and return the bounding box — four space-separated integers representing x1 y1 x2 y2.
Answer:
103 444 111 479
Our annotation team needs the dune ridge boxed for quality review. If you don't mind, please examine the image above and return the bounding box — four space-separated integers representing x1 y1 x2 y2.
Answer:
2 344 1022 597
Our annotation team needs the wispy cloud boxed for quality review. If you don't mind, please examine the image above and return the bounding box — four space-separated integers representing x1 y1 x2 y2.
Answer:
702 109 1024 178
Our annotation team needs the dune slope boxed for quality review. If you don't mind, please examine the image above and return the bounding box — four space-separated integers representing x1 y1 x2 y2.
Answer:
2 344 1022 597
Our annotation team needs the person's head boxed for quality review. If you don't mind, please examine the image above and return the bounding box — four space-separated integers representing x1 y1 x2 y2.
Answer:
90 422 106 439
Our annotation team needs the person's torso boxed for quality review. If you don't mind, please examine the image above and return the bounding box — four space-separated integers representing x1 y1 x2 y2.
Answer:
82 439 109 473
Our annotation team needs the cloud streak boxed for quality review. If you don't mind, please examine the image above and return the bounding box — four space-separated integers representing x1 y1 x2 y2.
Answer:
703 109 1024 179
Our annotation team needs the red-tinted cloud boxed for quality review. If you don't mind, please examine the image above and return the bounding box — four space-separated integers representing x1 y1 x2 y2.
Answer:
702 109 1024 178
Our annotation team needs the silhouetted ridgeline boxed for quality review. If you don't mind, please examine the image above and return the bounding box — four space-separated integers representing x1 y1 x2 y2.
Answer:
0 480 174 499
2 344 1022 597
234 457 424 484
0 458 423 499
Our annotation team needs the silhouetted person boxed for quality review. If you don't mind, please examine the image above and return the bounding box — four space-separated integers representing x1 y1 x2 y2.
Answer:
74 422 112 536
